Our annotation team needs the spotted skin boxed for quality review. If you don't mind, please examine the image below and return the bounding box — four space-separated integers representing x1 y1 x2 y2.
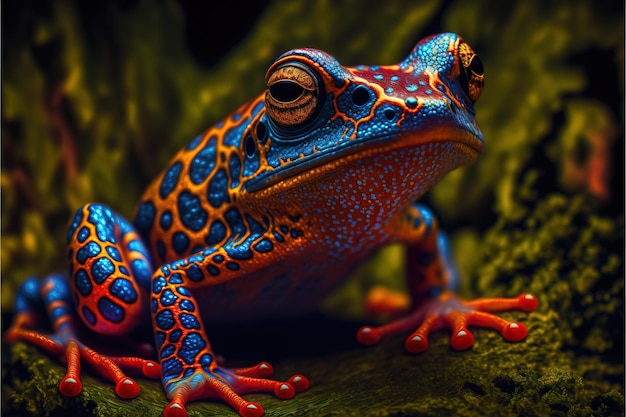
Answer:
6 34 538 417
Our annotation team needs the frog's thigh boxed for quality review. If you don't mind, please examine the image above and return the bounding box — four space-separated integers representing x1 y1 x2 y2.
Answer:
67 203 153 335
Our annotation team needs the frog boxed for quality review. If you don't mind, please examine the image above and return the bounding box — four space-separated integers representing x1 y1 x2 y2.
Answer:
5 33 538 417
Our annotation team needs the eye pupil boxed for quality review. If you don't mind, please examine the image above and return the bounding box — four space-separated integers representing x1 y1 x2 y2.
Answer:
269 80 304 103
469 56 484 76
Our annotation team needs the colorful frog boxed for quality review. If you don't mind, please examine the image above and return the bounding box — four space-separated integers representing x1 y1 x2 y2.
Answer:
6 33 538 417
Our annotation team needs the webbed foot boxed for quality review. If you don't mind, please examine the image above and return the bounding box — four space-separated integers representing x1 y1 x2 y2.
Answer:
357 291 538 353
5 324 161 398
163 361 309 417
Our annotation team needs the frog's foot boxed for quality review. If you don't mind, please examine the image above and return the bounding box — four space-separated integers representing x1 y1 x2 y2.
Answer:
357 291 538 353
163 362 309 417
4 323 161 398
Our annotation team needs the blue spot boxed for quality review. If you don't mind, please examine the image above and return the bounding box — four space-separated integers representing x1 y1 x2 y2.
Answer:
223 120 249 147
186 134 203 151
405 97 418 108
207 169 230 208
189 137 217 184
131 259 152 290
246 215 266 237
187 264 203 281
152 276 167 294
229 154 241 189
179 313 200 330
207 265 220 276
159 161 183 199
91 257 115 284
97 297 124 323
391 75 399 81
128 240 144 253
279 225 289 234
385 87 394 93
200 354 212 368
155 310 175 330
226 262 239 271
406 84 418 92
155 331 166 348
160 344 176 359
253 238 273 253
109 278 138 303
77 227 90 243
225 245 252 260
74 269 92 296
178 191 208 232
152 298 158 313
206 220 226 246
290 229 304 238
212 254 224 263
162 358 183 382
106 246 122 262
76 241 101 264
170 329 182 343
160 289 178 306
134 201 156 240
180 299 195 311
160 211 173 231
119 266 129 276
178 332 206 364
82 306 96 325
176 286 191 297
50 306 67 323
172 232 190 255
273 232 285 243
87 205 117 244
373 74 384 80
168 273 183 284
224 209 245 238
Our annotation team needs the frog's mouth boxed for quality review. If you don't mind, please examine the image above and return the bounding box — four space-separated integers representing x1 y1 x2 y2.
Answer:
244 127 483 193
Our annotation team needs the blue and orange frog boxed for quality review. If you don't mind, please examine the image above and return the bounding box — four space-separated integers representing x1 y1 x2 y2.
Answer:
6 33 538 417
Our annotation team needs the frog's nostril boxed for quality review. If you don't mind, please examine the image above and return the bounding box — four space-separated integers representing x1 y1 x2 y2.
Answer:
352 85 370 106
384 109 396 121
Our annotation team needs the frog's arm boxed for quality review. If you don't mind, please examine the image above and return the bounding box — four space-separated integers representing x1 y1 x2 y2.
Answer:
151 246 309 417
357 202 538 352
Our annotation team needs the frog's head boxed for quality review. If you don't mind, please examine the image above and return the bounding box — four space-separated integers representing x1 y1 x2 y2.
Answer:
242 33 484 205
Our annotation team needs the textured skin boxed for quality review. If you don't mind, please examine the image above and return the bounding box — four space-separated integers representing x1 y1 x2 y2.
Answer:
6 33 537 417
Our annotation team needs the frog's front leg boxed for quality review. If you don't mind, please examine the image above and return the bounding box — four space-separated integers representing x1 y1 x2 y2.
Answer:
357 203 538 352
5 204 161 398
152 249 309 417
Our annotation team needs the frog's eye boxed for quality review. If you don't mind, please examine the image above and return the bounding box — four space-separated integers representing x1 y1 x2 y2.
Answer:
458 41 484 102
265 63 320 127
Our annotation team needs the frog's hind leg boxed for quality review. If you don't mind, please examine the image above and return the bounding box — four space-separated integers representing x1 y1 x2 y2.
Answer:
357 202 538 352
5 273 161 397
5 203 161 398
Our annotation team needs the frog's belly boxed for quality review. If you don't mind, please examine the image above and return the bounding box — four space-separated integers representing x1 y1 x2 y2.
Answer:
195 258 358 323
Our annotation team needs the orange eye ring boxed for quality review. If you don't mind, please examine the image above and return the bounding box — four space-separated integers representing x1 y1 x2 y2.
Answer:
458 41 484 102
265 63 320 127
